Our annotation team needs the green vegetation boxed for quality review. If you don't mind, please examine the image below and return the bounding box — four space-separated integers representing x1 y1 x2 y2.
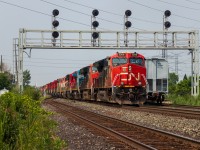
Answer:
168 94 200 106
23 70 31 86
0 72 13 90
0 64 66 149
168 73 200 106
0 91 66 150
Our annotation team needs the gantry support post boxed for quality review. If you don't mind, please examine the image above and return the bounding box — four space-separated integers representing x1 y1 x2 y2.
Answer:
18 29 24 93
191 31 199 96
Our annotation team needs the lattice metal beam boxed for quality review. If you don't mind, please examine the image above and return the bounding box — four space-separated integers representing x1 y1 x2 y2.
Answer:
19 29 197 50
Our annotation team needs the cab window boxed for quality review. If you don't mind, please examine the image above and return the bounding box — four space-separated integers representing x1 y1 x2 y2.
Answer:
130 58 143 66
92 66 98 72
112 58 127 66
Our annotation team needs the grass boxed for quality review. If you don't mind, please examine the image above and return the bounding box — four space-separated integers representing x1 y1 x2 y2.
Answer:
0 91 66 150
167 94 200 106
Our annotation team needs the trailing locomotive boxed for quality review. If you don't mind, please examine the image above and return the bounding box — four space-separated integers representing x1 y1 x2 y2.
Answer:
41 52 148 105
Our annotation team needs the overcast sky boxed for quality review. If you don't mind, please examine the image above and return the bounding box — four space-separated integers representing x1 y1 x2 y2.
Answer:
1 0 200 86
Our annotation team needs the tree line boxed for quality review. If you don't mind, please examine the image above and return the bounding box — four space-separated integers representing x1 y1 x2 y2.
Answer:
0 69 31 91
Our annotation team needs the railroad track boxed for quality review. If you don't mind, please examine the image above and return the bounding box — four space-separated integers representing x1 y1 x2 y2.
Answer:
72 98 200 120
166 104 200 110
129 105 200 120
47 100 200 150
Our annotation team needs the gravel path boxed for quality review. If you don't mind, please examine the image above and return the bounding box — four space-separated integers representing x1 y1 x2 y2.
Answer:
42 98 200 149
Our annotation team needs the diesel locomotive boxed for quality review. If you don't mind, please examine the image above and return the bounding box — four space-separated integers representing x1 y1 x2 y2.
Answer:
41 52 148 105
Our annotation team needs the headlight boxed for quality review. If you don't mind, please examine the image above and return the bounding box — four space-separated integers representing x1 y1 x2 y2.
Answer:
121 82 124 85
138 81 142 85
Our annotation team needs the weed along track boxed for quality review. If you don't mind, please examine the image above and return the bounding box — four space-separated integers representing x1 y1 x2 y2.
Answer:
47 100 200 150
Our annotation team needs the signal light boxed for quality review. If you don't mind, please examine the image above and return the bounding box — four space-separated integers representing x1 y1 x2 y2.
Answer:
164 21 171 28
52 20 59 28
163 10 171 29
124 10 132 29
91 9 99 43
164 10 171 17
52 9 60 46
92 21 99 28
92 9 99 16
92 32 99 39
125 21 132 28
124 10 132 47
52 31 59 38
125 10 132 17
52 9 59 16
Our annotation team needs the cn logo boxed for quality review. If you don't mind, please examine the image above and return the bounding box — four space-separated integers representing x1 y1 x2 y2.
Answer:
129 73 140 81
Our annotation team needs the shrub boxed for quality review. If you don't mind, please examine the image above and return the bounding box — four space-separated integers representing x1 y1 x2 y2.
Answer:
23 86 41 101
0 92 66 149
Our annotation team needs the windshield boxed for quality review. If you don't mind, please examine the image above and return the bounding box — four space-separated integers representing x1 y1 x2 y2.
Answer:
112 58 127 66
130 58 143 66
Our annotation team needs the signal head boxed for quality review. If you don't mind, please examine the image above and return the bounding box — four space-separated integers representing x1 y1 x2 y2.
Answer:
52 31 59 38
125 21 132 28
52 20 59 27
92 32 99 39
92 9 99 16
125 10 132 17
92 21 99 28
164 10 171 17
52 9 59 16
164 21 171 28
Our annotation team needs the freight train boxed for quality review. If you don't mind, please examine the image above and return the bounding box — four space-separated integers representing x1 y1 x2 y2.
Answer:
41 52 168 105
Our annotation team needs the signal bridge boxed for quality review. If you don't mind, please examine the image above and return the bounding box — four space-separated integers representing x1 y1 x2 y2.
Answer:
17 29 199 96
19 29 197 50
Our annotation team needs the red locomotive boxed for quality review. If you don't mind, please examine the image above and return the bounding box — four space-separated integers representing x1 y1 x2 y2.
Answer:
42 52 147 105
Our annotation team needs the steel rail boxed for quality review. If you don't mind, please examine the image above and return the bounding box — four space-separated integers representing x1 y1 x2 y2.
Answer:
48 101 155 150
47 100 200 149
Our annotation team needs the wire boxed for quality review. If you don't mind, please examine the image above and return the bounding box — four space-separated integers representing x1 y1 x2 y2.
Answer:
63 0 122 17
24 57 97 61
155 0 200 11
24 61 89 65
24 64 83 68
61 0 200 30
4 54 102 62
127 0 200 23
40 0 124 27
0 0 92 28
62 0 152 29
185 0 200 5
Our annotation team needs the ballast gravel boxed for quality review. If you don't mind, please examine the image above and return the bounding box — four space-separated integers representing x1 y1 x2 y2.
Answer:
42 98 200 150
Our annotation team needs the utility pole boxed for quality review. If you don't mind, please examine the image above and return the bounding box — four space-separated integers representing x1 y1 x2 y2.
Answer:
13 38 18 84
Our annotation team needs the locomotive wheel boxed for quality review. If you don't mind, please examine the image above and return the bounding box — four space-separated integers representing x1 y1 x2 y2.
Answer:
138 95 146 106
156 95 162 105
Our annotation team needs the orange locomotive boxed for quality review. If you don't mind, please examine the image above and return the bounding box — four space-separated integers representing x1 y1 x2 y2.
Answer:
42 52 147 105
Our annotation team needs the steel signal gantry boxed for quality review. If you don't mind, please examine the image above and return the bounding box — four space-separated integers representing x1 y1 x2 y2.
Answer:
17 29 199 96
